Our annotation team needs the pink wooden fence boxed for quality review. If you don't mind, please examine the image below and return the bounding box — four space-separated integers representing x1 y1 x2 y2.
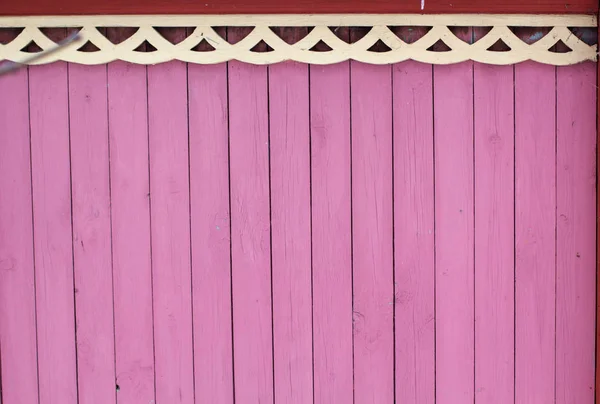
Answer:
0 59 596 404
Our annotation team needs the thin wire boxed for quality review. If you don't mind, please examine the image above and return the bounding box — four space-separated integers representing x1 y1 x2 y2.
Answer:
0 32 81 76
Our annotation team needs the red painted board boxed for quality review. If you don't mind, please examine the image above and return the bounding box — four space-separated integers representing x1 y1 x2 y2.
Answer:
0 0 596 16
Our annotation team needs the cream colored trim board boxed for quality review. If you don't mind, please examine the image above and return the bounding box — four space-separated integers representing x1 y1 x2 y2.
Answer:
0 14 597 66
0 14 596 27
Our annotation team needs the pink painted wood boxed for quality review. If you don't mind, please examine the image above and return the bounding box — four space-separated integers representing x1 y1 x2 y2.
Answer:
351 62 394 404
227 58 274 402
269 61 314 404
68 64 116 404
107 62 156 404
0 68 39 404
0 59 597 404
515 61 557 404
473 63 515 404
555 62 597 404
147 60 195 404
29 62 78 404
310 62 354 404
433 60 475 403
188 62 234 403
392 60 435 404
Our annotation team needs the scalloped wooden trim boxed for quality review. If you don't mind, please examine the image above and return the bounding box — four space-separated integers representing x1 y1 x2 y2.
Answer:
0 14 597 66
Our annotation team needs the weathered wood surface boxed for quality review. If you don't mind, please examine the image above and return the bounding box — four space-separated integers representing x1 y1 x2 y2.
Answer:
473 63 515 404
0 54 39 404
69 63 116 404
0 29 596 402
515 61 557 404
108 62 156 404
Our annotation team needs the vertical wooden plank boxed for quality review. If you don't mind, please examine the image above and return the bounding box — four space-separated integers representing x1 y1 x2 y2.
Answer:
68 64 116 404
597 16 600 398
108 61 155 404
228 29 273 403
556 62 596 404
311 62 353 404
434 58 475 403
147 59 194 404
393 60 435 404
350 62 394 403
29 62 78 404
269 61 313 403
188 62 234 403
597 19 600 401
515 61 556 404
0 68 39 404
473 63 515 404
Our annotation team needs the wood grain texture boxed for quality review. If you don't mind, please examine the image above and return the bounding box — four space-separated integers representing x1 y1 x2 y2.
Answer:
228 28 273 404
188 62 234 404
473 63 515 404
433 57 475 404
29 62 78 404
1 57 599 404
310 62 353 404
0 68 39 404
1 0 596 16
555 62 596 404
350 61 394 404
108 62 156 404
392 60 435 404
269 61 313 404
514 61 556 404
147 59 194 404
68 63 116 404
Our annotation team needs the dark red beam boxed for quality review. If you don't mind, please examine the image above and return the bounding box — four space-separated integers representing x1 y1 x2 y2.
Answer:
0 0 597 16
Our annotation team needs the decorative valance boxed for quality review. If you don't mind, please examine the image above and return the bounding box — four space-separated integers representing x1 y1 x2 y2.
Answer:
0 14 597 66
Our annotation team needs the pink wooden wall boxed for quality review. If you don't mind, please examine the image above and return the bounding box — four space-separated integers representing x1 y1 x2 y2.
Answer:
0 59 596 404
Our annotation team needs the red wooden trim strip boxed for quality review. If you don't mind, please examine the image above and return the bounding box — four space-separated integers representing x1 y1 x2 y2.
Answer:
0 0 597 16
